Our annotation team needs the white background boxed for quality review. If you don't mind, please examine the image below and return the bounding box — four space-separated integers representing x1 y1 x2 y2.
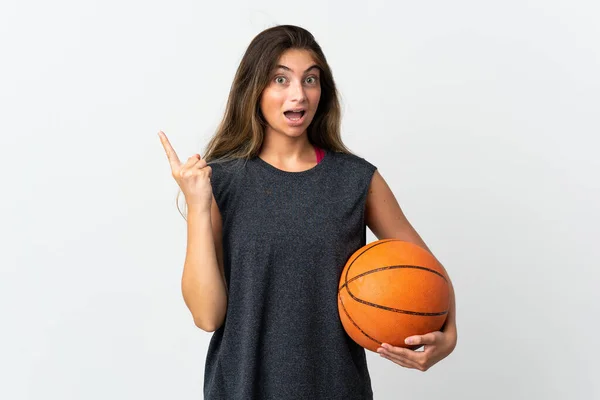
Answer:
1 0 599 399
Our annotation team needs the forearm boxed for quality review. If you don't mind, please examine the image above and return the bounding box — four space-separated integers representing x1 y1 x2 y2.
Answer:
181 207 228 332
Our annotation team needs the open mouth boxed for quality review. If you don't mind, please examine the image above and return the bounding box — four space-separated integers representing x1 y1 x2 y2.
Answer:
283 110 306 121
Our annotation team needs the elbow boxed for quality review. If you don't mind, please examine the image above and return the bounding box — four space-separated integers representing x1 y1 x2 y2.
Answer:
194 316 224 332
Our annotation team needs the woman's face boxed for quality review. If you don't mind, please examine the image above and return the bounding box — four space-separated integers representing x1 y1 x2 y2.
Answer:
260 49 322 139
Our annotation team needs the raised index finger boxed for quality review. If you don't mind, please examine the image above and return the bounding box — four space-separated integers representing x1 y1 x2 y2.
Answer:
158 130 181 169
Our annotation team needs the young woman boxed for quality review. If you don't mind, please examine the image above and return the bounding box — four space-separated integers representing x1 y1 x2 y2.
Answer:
159 25 457 400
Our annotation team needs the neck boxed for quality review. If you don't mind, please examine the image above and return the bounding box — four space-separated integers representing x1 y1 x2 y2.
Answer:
259 129 317 170
260 130 314 161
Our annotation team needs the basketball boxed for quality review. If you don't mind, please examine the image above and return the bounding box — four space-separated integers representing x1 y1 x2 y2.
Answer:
337 239 450 352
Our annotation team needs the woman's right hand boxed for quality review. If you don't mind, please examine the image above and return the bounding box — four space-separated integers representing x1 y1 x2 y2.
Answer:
158 130 213 211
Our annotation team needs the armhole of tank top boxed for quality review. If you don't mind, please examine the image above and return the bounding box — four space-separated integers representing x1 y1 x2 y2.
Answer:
360 161 378 239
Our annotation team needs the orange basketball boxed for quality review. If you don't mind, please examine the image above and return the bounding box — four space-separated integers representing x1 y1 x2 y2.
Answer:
337 239 450 352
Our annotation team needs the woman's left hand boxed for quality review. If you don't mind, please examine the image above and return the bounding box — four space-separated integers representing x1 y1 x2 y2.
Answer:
376 331 457 372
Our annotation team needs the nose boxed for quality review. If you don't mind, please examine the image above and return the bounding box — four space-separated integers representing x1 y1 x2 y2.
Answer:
290 80 307 103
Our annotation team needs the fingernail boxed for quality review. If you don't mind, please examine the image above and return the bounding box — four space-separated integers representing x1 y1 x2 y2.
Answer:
405 338 413 344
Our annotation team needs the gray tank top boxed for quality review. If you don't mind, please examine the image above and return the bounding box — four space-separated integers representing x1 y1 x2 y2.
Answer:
204 149 377 399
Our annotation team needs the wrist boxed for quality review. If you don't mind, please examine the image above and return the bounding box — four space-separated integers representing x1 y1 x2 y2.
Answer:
186 204 211 216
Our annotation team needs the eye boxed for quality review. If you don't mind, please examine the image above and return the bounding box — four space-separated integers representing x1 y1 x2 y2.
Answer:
305 76 319 85
275 76 287 84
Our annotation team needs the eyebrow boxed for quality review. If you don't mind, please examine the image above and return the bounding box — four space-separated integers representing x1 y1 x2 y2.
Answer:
275 64 320 73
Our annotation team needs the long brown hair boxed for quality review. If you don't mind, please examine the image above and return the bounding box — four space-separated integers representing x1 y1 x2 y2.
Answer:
177 25 354 218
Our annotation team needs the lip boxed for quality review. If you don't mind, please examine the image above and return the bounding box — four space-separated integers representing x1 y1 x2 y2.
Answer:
283 110 307 127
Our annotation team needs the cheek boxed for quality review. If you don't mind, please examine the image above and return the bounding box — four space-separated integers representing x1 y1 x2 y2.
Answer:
260 90 283 116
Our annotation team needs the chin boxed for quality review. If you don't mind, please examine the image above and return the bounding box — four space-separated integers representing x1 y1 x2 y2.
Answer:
285 127 309 138
271 122 310 138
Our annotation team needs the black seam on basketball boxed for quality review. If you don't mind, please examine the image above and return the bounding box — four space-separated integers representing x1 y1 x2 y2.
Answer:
341 240 448 316
337 240 399 347
339 288 381 346
339 264 448 288
347 294 448 316
344 239 403 289
341 239 394 291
